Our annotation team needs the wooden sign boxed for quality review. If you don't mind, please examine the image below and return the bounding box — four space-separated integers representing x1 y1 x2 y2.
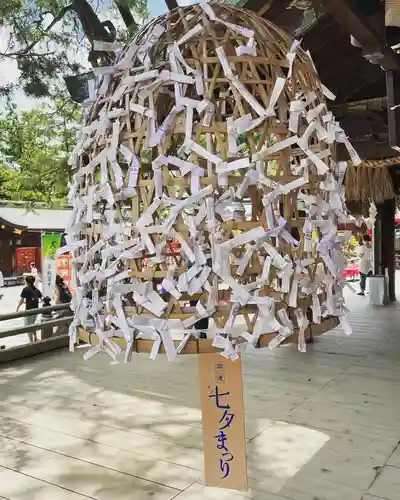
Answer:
198 353 248 491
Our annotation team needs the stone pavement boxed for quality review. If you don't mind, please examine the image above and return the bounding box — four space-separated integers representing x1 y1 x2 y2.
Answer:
0 284 399 499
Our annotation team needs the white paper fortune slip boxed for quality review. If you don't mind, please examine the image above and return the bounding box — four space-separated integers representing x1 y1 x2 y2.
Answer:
68 1 351 379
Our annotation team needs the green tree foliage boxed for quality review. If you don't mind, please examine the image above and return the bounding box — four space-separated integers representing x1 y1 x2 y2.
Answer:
0 98 82 205
0 0 149 98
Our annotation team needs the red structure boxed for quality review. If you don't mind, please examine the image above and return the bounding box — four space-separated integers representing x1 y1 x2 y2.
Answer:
15 247 36 275
56 253 74 293
0 207 71 277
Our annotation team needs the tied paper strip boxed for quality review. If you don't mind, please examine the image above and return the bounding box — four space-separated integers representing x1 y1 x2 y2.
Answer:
295 308 309 353
215 46 268 118
93 40 122 52
266 77 286 117
68 4 352 365
236 38 257 56
176 330 200 354
213 334 239 361
254 136 299 162
287 39 301 79
235 331 259 354
162 266 181 300
183 301 215 329
268 309 294 349
148 105 183 147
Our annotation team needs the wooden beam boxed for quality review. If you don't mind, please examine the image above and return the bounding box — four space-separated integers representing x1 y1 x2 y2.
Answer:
330 96 388 114
336 141 397 161
319 0 400 71
386 70 400 152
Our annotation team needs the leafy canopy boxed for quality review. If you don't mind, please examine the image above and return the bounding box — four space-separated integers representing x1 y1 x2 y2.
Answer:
0 98 82 205
0 0 149 99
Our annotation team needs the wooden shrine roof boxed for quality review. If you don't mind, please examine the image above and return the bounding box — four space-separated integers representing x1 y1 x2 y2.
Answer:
242 0 391 159
244 0 385 104
0 207 72 232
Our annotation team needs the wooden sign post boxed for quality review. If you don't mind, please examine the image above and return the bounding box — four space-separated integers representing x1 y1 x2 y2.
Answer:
198 353 248 491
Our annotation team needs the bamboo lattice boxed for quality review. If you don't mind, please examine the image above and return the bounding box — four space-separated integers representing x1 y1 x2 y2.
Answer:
68 3 352 360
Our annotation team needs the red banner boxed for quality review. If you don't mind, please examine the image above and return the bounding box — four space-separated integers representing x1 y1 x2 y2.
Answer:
16 248 36 275
56 253 74 294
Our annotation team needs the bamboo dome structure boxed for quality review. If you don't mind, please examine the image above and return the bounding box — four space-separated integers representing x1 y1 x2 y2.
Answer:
67 2 354 362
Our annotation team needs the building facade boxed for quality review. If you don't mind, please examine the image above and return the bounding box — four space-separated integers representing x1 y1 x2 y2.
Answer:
0 207 71 277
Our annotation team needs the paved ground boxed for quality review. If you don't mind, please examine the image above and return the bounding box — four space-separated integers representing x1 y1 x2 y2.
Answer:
0 281 399 499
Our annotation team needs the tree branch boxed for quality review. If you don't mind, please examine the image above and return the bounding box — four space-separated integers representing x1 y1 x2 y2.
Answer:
2 0 116 57
3 5 73 58
165 0 178 11
70 0 116 43
114 1 138 31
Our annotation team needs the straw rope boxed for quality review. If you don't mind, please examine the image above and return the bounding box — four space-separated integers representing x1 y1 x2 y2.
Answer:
358 156 400 168
345 165 395 205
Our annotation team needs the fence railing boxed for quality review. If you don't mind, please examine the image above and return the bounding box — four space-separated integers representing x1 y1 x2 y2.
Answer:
0 303 71 322
0 303 73 364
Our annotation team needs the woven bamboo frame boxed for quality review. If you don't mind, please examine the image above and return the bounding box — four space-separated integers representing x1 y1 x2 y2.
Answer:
74 3 344 356
78 316 339 355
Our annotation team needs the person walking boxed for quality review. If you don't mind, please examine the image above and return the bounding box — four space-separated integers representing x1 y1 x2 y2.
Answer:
53 275 72 336
29 262 42 291
54 275 72 305
17 275 42 343
358 234 373 296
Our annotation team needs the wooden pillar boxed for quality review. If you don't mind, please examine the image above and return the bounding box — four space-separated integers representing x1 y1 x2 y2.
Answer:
386 70 400 152
385 198 396 301
377 198 396 301
373 214 382 275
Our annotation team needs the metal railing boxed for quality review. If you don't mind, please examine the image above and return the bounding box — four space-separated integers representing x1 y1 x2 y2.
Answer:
0 303 73 364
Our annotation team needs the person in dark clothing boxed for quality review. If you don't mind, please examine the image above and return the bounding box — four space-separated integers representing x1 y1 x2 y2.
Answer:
54 275 72 304
17 275 42 343
54 275 72 327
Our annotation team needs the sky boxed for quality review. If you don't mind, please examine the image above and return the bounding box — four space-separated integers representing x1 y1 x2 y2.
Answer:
148 0 169 18
0 27 35 111
0 15 92 113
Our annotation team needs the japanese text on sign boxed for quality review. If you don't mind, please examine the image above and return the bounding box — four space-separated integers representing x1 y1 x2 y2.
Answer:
209 361 236 478
199 352 248 491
